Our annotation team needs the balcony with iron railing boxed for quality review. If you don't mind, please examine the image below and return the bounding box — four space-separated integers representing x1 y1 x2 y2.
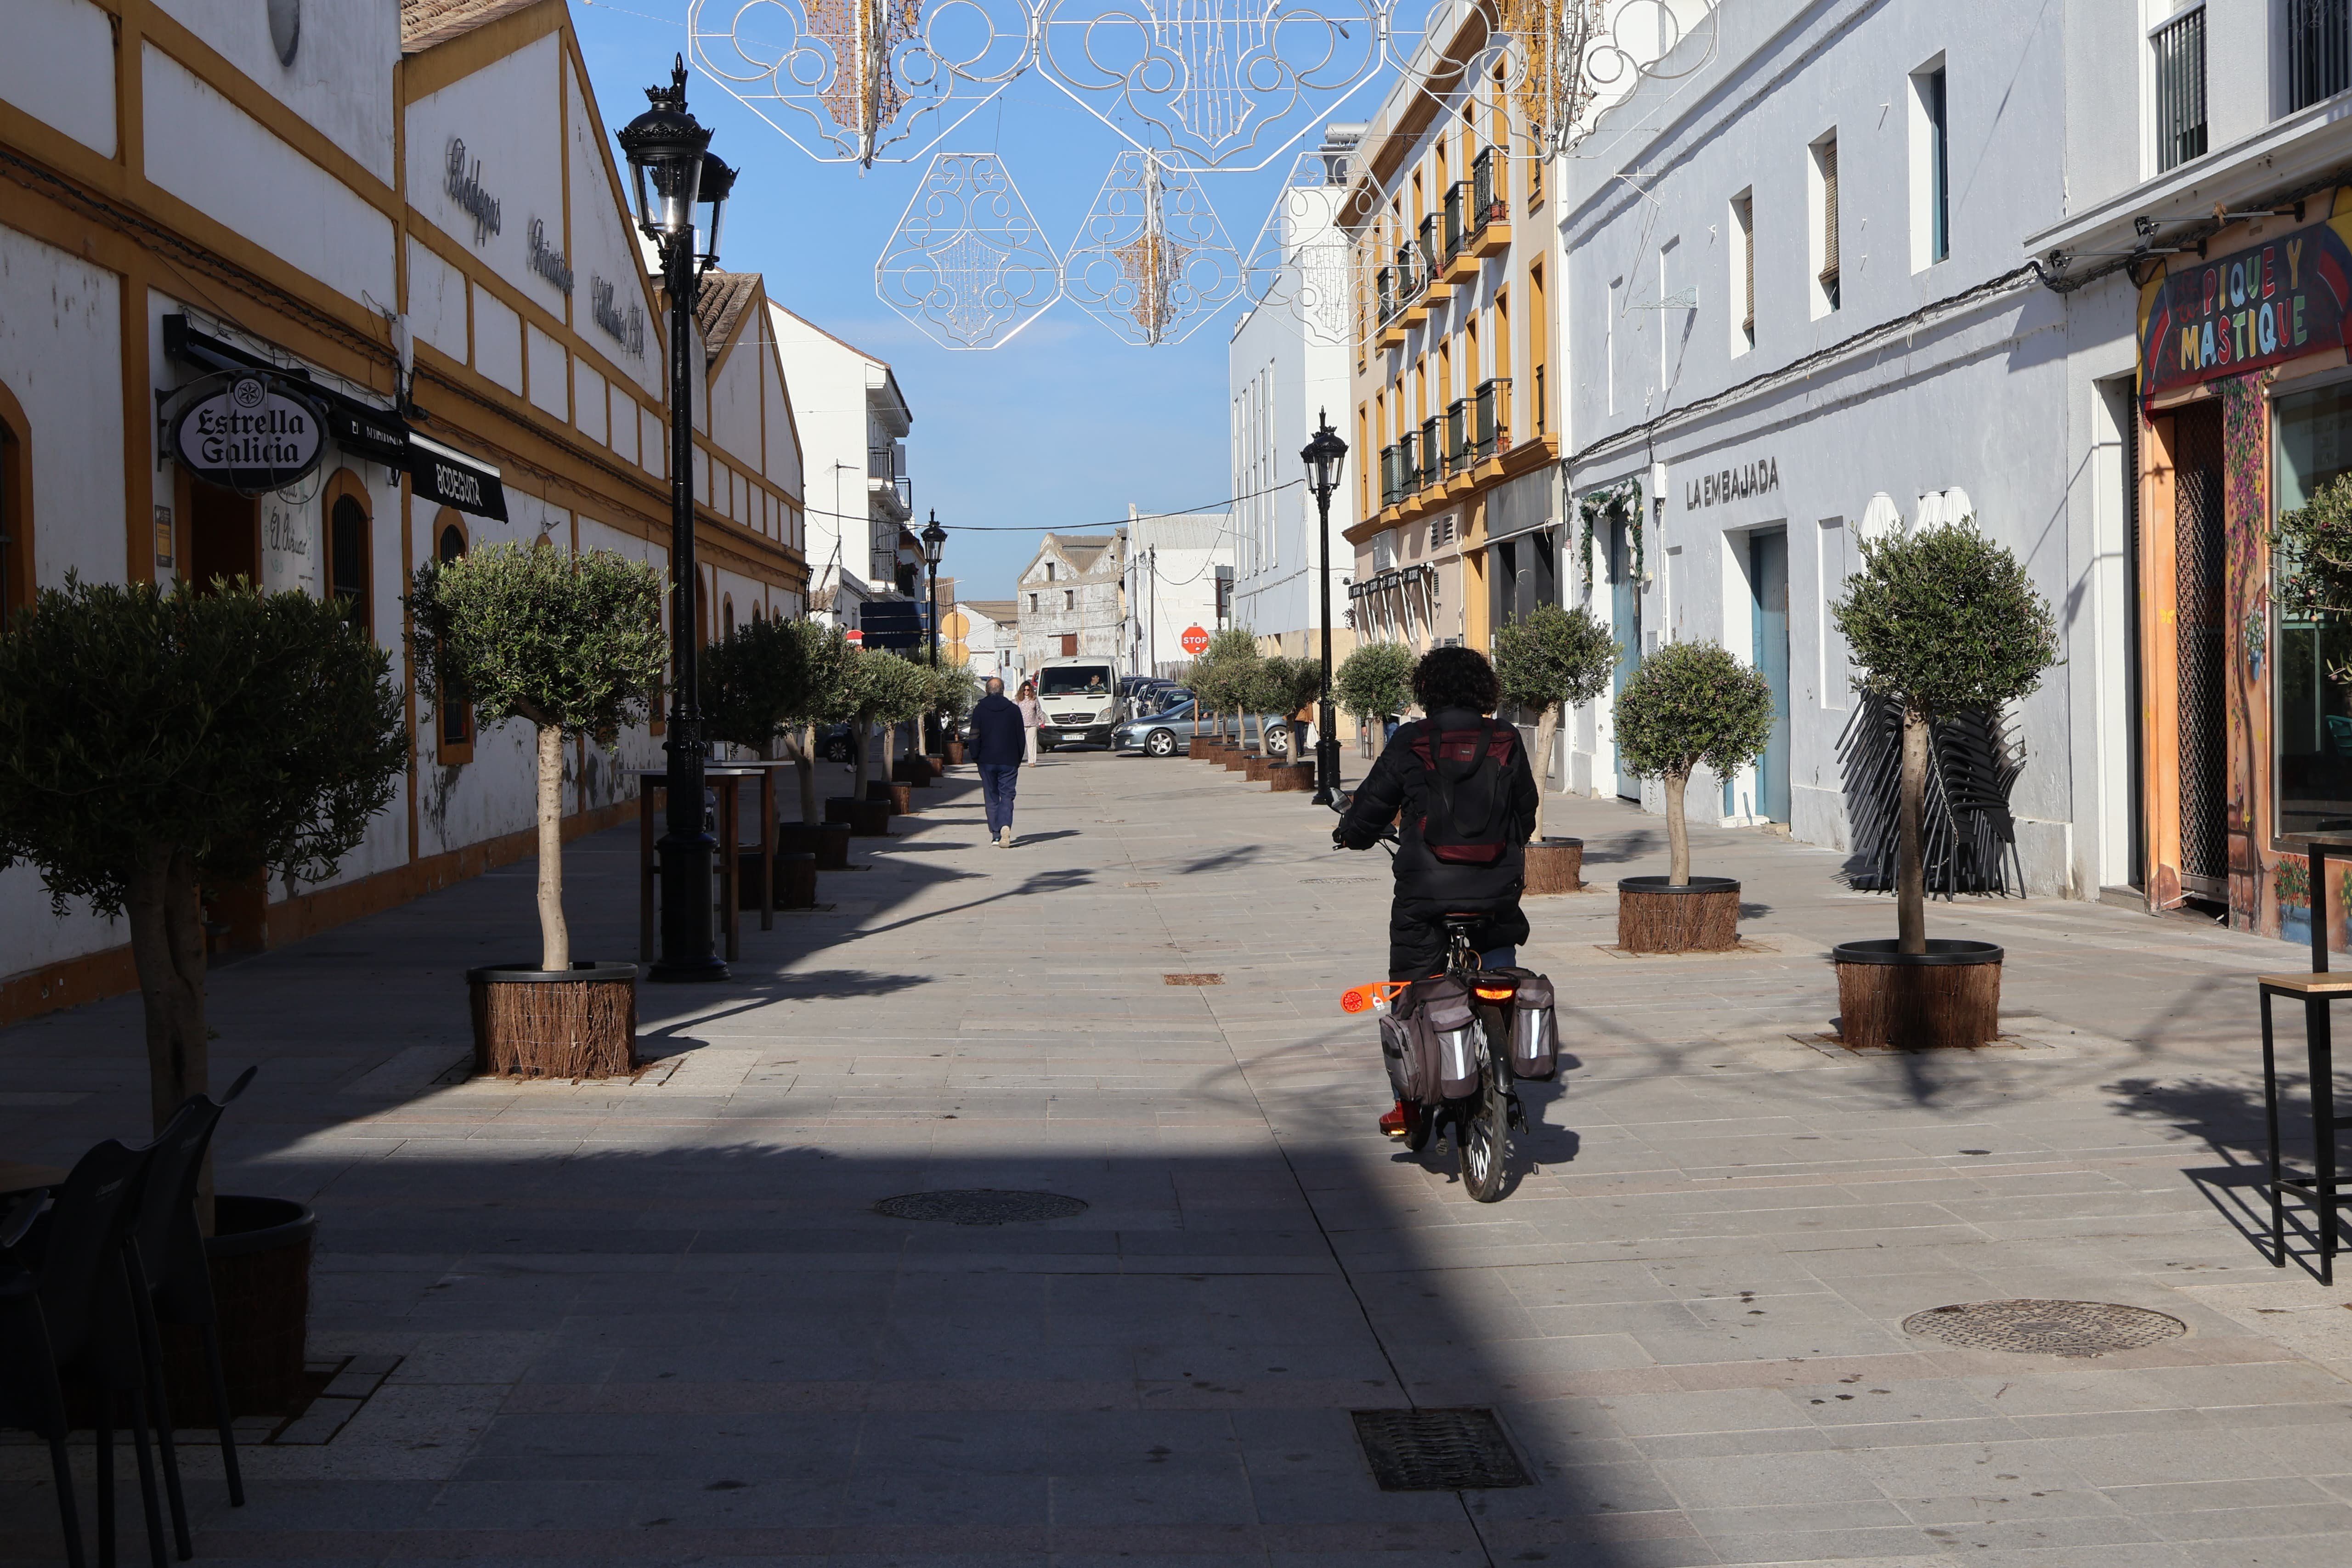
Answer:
1444 182 1468 261
1473 377 1510 462
2291 0 2352 113
868 444 912 518
1419 415 1440 489
1380 442 1405 509
1469 146 1511 258
1444 399 1470 478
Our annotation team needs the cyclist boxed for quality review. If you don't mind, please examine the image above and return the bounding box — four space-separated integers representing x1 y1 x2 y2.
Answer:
1331 646 1540 1136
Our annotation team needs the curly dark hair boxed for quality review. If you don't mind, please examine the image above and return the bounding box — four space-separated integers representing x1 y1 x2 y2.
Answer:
1411 645 1500 714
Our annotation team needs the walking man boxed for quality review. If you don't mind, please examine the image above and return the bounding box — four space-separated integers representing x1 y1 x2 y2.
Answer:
969 676 1026 848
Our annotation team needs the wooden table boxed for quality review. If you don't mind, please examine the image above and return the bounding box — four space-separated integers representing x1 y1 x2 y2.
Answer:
0 1159 68 1196
636 764 777 963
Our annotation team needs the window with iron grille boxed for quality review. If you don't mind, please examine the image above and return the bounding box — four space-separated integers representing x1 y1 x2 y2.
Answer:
1472 146 1503 228
1398 431 1418 494
1396 242 1419 300
2153 7 2207 172
1418 215 1441 276
1814 133 1841 313
1444 183 1467 260
2290 0 2351 112
1446 399 1469 471
1419 416 1440 486
1474 377 1509 457
1376 266 1393 324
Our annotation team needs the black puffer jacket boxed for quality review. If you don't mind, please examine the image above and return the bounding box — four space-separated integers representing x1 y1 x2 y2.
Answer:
1335 707 1540 909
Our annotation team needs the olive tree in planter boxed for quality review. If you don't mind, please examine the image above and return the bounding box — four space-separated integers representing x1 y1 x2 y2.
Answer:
780 617 853 840
1611 640 1775 952
927 658 980 765
701 616 809 905
1262 656 1325 789
1205 627 1261 753
0 576 405 1411
1336 640 1414 756
1495 604 1618 894
407 542 667 1077
868 651 933 803
1830 520 2058 1047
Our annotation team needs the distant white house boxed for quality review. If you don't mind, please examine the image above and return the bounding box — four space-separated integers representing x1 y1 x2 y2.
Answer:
1016 533 1125 670
1121 511 1236 678
766 304 917 631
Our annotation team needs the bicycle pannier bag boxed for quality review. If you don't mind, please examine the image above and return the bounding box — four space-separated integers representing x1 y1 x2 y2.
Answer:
1378 1011 1436 1105
1507 971 1559 1081
1412 975 1480 1100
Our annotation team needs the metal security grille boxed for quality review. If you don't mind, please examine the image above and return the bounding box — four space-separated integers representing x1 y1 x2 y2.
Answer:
2154 8 2208 171
2290 0 2352 112
1352 1409 1532 1491
2174 402 2227 896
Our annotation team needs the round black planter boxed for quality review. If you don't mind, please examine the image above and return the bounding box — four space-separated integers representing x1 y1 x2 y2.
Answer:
1832 939 2005 1050
1525 837 1584 895
1616 875 1741 952
161 1195 318 1420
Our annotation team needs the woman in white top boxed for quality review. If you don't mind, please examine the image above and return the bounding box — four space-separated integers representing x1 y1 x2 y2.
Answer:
1015 680 1042 764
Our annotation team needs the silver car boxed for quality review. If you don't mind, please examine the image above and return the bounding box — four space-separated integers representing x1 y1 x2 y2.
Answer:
1113 700 1290 759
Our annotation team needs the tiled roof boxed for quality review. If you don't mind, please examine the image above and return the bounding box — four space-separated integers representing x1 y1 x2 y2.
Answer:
400 0 548 53
964 600 1019 623
693 272 761 350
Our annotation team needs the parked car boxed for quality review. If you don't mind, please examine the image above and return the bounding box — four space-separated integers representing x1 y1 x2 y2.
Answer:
1114 701 1289 758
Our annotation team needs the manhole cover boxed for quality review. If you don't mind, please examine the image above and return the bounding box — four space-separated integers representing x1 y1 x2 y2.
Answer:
1901 1299 2186 1358
1164 973 1224 985
1352 1409 1532 1491
873 1189 1088 1226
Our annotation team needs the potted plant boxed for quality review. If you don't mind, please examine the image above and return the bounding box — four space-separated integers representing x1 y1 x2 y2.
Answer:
1336 640 1414 758
407 542 667 1077
0 574 406 1409
1205 627 1260 760
701 615 809 905
1830 519 2058 1047
775 618 853 865
826 649 905 833
927 657 980 769
1262 655 1324 792
1611 640 1775 951
1182 651 1229 758
1495 604 1617 894
1241 657 1293 781
866 651 932 809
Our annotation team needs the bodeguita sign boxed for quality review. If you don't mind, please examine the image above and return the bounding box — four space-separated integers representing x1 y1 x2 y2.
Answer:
2138 195 2352 406
164 372 326 490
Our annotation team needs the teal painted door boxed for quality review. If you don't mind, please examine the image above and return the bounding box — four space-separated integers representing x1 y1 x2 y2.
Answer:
1609 519 1642 800
1749 530 1791 822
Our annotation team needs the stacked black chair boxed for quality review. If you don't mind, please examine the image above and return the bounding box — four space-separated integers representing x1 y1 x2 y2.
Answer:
0 1137 171 1567
125 1065 258 1556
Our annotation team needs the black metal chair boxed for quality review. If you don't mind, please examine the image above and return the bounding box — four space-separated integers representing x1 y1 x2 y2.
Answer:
2260 836 2352 1286
1 1137 171 1568
126 1065 258 1557
0 1192 84 1567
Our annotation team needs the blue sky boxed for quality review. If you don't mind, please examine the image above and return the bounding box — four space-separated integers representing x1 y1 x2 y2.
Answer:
570 1 1395 600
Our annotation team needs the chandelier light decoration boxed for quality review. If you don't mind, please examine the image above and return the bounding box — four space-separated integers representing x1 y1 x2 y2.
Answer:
687 0 1721 345
1063 151 1243 346
875 151 1063 348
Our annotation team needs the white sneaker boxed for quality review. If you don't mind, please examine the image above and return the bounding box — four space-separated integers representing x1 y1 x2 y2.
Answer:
999 827 1014 846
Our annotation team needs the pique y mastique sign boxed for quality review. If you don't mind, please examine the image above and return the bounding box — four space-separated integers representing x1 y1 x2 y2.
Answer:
2138 194 2352 406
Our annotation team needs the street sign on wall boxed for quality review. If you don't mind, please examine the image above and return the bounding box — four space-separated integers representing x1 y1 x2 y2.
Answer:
1180 624 1210 656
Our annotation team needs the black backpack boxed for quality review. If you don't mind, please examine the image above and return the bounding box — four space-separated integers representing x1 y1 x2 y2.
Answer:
1413 719 1516 866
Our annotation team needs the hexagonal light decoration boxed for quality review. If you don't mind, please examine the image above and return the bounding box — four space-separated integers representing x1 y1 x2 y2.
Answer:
1063 151 1244 347
875 152 1063 350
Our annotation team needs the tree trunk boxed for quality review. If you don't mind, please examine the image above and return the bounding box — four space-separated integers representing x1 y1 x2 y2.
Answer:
537 724 569 971
792 725 819 827
1899 708 1929 955
852 718 871 795
127 847 211 1222
1664 771 1691 885
882 720 898 776
1532 704 1559 842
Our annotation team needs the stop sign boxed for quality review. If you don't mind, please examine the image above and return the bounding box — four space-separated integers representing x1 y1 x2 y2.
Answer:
1179 625 1210 656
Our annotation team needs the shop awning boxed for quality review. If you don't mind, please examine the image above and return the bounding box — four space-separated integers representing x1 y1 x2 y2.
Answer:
163 315 506 521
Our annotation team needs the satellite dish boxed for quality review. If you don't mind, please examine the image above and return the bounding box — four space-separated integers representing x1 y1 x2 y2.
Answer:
268 0 300 67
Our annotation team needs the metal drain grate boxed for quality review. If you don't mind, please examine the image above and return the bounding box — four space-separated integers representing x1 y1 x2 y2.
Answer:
1902 1299 2186 1358
873 1189 1088 1226
1164 973 1224 985
1351 1408 1532 1491
1302 876 1374 885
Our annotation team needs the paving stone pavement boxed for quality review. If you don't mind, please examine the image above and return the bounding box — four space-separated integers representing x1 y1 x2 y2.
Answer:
3 749 2352 1566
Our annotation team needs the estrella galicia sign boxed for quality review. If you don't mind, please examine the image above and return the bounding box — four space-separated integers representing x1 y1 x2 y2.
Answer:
166 372 327 489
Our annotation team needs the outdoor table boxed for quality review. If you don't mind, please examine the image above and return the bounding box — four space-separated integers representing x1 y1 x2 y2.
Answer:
2260 833 2352 1283
635 764 775 964
0 1159 68 1196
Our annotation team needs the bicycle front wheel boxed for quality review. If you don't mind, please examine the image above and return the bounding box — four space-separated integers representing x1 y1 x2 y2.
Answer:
1456 1015 1511 1201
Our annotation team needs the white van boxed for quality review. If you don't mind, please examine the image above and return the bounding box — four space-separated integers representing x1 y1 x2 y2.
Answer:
1033 657 1123 749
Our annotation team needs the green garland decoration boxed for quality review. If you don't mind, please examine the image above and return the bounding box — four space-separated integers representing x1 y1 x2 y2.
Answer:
1576 477 1644 589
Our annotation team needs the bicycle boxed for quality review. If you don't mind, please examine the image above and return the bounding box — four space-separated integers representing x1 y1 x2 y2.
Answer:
1330 799 1526 1203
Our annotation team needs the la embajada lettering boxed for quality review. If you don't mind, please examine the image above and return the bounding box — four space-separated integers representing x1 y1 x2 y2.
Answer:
1686 457 1780 509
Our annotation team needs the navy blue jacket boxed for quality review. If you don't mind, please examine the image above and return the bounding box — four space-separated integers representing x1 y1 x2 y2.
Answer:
968 693 1027 767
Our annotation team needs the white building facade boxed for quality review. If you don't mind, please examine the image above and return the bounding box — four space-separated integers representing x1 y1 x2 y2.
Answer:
1016 533 1126 669
766 305 916 633
1230 130 1360 660
1557 0 2083 894
1122 513 1237 677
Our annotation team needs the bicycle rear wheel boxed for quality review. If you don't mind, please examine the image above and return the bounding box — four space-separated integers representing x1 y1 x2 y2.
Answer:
1456 1015 1510 1201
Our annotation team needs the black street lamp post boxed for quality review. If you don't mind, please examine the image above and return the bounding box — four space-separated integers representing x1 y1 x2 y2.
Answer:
921 510 947 751
1300 410 1348 805
621 57 734 983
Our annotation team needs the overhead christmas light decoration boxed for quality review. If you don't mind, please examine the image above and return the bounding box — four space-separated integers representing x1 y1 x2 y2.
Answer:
875 151 1063 349
1242 141 1380 347
1063 151 1243 346
688 0 1030 167
1035 0 1386 172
